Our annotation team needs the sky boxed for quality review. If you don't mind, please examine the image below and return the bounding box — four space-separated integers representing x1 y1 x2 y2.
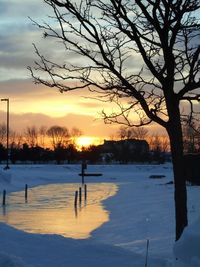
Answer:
0 0 186 142
0 0 123 140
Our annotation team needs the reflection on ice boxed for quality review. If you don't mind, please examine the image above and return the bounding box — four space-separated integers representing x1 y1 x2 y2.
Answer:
0 183 117 239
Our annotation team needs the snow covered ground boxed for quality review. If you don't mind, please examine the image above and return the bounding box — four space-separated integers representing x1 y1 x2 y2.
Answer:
0 163 199 267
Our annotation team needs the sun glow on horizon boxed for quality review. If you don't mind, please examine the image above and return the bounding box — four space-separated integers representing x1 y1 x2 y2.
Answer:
76 136 103 150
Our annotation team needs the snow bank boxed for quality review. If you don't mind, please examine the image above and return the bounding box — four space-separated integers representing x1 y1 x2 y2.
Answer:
174 216 200 267
0 170 11 184
0 223 144 267
0 252 27 267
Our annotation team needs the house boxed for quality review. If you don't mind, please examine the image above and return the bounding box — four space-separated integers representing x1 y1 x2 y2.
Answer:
99 139 149 163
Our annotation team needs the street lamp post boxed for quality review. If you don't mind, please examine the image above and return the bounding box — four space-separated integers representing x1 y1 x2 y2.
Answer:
1 98 10 169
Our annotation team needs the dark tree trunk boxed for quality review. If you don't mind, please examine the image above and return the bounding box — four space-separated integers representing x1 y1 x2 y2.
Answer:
167 113 188 241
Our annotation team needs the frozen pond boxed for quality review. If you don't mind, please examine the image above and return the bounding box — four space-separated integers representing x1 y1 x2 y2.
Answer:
0 183 117 239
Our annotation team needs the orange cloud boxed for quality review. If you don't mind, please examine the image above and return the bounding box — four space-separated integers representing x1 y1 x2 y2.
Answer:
0 79 170 139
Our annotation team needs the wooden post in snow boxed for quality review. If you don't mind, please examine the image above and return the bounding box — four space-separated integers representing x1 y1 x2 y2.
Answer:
79 187 82 204
25 184 28 202
2 190 6 206
81 161 87 184
74 190 78 207
84 184 87 201
145 239 149 267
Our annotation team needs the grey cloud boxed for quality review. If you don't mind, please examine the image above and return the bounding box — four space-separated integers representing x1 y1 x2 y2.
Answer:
0 1 92 83
0 77 102 101
0 32 65 81
0 78 58 99
0 54 34 70
0 0 50 19
0 1 62 81
0 29 80 82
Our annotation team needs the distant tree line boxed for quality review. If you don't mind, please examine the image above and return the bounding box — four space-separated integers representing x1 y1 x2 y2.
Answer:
0 125 82 165
0 122 199 165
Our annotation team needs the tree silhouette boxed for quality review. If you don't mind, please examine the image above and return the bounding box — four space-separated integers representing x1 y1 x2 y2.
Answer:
118 126 148 140
29 0 200 240
24 126 39 147
0 123 6 145
182 118 200 153
47 125 70 149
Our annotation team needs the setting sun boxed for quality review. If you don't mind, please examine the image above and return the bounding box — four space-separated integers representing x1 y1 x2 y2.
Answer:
76 136 103 150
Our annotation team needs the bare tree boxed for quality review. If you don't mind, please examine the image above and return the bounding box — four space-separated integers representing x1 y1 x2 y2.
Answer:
29 0 200 240
182 117 200 153
128 127 148 140
39 126 47 148
9 130 23 149
0 123 7 145
24 126 39 147
70 127 82 146
117 126 127 140
47 125 70 149
149 134 170 153
117 125 148 140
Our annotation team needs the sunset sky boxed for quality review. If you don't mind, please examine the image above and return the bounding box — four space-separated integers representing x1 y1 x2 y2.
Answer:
0 0 174 143
0 0 120 141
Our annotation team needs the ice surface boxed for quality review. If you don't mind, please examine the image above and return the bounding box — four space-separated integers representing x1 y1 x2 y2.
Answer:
0 163 199 267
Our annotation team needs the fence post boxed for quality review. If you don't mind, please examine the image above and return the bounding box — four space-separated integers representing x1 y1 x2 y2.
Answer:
81 161 87 184
84 184 87 201
145 239 149 267
74 190 78 207
25 184 28 202
79 187 82 204
2 190 6 206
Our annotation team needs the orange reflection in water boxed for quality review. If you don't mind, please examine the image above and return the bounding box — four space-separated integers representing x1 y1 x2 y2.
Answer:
0 183 117 239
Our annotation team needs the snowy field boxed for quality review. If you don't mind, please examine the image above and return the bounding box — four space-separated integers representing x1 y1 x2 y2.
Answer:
0 163 200 267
